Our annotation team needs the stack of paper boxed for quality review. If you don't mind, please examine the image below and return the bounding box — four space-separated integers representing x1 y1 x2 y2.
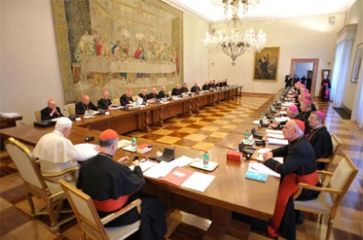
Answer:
109 105 123 110
74 143 99 161
181 172 215 192
248 162 280 177
268 138 289 145
118 139 131 149
267 133 286 139
143 161 176 178
0 112 22 118
274 116 290 122
266 129 283 135
282 102 294 107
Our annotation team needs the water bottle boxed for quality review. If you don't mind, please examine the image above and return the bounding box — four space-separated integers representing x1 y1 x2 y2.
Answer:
203 152 209 167
131 137 137 150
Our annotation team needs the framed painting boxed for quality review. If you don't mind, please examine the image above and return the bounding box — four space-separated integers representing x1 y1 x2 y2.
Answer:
253 47 280 81
322 69 331 80
351 42 363 83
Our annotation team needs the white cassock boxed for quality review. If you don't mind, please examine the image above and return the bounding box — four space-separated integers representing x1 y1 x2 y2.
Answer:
33 130 80 194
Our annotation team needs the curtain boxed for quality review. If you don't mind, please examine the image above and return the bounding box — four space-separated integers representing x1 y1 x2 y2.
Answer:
352 59 363 128
330 40 354 107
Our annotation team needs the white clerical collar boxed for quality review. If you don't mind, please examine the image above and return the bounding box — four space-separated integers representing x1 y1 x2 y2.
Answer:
52 129 65 137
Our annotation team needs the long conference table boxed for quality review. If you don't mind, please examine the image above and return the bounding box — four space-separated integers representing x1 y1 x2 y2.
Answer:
0 86 280 240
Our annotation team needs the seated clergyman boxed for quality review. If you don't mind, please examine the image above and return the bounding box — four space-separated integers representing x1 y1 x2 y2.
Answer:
77 129 167 239
40 98 63 121
97 90 112 110
75 95 98 115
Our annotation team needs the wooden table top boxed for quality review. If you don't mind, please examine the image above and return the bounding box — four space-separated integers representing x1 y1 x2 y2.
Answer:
0 87 279 221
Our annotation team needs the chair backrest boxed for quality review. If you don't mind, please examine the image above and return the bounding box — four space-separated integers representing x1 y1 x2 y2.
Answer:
66 103 76 116
328 151 358 216
59 180 109 240
60 105 70 117
34 111 41 122
112 97 119 105
331 134 341 158
5 137 48 194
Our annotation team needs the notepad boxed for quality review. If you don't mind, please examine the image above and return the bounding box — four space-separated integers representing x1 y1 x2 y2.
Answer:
245 171 268 183
190 161 218 172
160 167 194 187
248 162 280 177
268 138 289 145
181 172 215 192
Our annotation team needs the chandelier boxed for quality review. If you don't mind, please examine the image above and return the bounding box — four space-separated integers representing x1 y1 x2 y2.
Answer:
204 0 266 65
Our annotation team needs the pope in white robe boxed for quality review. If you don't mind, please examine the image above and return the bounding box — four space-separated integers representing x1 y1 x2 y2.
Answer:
33 117 80 193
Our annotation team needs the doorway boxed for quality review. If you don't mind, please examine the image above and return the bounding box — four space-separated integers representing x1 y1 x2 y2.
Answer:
290 58 319 96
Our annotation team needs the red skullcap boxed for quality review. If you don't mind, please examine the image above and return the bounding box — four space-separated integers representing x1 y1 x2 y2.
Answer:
99 129 119 141
288 104 298 113
294 119 305 132
315 111 326 120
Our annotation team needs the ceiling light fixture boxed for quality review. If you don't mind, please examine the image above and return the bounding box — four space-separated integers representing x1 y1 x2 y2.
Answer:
204 0 266 65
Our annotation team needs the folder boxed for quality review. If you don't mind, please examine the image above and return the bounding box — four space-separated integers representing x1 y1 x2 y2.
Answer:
160 167 194 187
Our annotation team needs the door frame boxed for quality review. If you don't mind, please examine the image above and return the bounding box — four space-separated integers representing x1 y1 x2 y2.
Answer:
290 58 319 96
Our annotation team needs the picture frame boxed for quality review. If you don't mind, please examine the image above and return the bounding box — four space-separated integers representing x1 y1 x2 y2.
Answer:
321 69 331 80
253 47 280 81
351 42 363 83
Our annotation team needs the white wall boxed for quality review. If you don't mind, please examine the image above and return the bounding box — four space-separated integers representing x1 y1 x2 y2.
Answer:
343 0 363 110
0 0 209 124
209 13 345 96
183 12 209 86
0 0 64 124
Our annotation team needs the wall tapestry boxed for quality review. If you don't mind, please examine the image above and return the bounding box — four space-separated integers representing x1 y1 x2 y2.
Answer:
52 0 183 103
253 47 279 81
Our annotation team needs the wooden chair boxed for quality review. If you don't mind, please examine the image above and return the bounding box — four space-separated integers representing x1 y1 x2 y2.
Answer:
294 151 358 240
59 180 142 240
5 137 77 230
316 134 342 170
34 111 41 122
66 103 76 116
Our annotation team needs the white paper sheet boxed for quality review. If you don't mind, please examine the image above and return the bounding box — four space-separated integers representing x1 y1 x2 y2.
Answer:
143 161 175 178
74 143 98 161
248 162 280 177
0 112 22 118
267 133 286 139
256 148 271 161
168 155 194 168
268 138 289 145
266 129 283 135
129 160 157 172
181 172 215 192
282 102 294 107
118 139 131 149
253 120 260 125
273 157 284 164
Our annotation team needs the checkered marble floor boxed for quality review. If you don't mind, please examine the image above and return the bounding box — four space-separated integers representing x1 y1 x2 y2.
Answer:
126 95 270 152
0 94 362 240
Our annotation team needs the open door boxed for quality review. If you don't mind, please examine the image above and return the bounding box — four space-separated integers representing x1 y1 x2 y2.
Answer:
290 58 319 96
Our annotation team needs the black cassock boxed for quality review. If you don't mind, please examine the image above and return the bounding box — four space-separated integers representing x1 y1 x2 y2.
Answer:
77 154 166 240
264 137 320 240
97 98 112 110
171 87 182 96
191 86 201 93
75 101 98 115
308 126 333 169
120 95 134 106
40 106 63 121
